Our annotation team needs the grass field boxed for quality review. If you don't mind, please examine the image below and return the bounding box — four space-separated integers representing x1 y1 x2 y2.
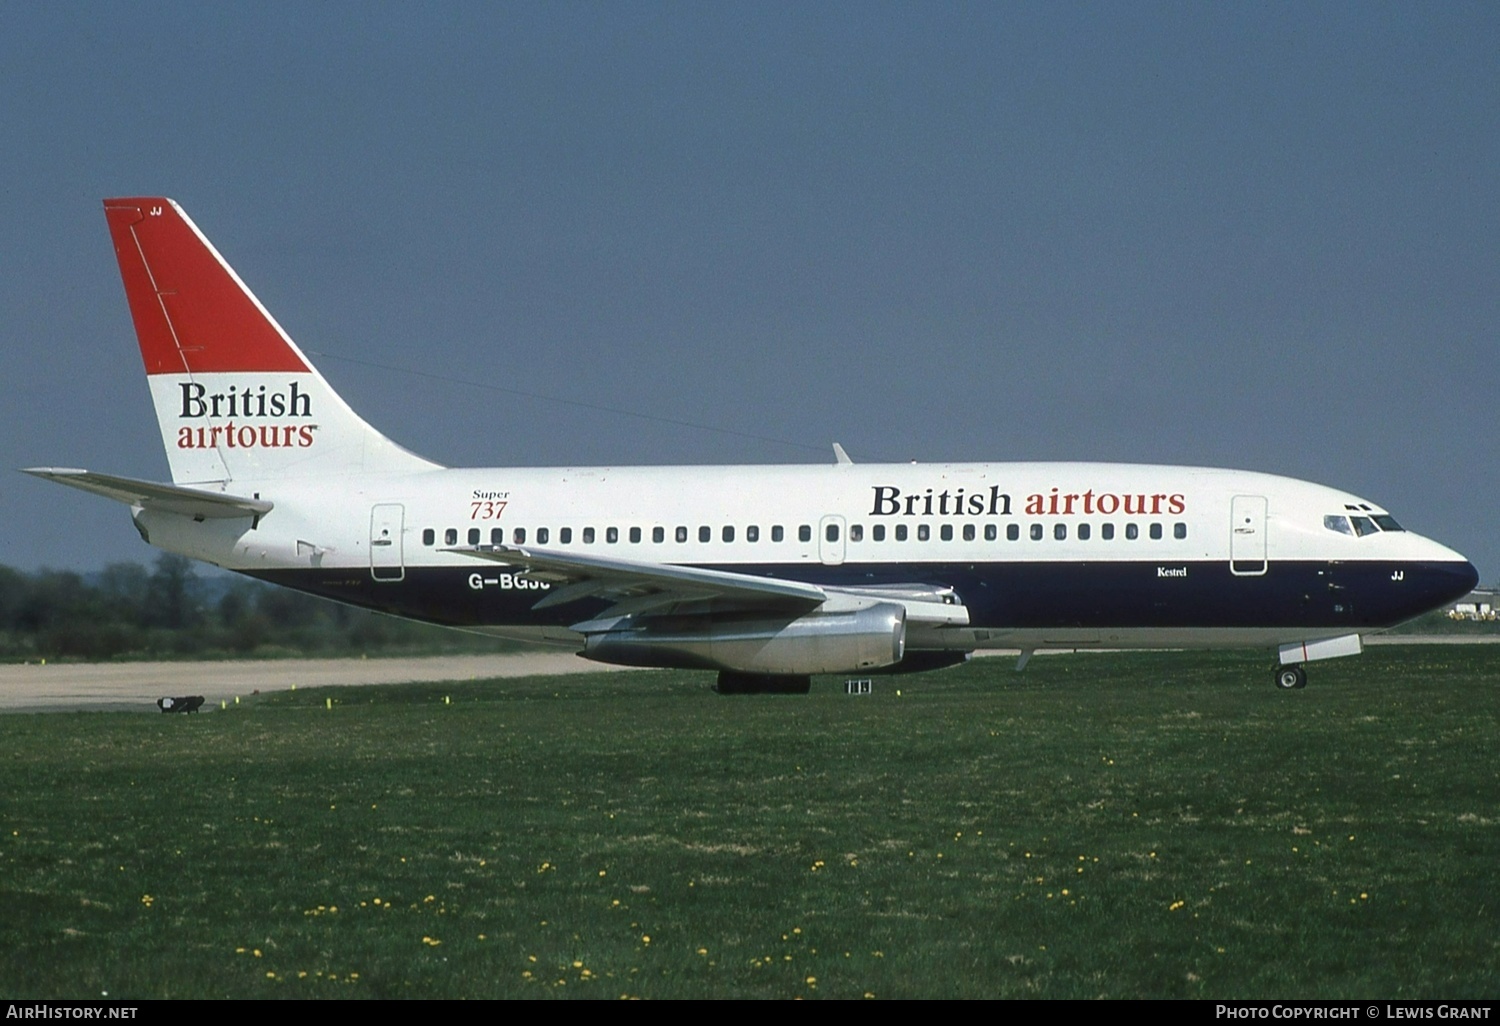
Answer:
1 647 1497 999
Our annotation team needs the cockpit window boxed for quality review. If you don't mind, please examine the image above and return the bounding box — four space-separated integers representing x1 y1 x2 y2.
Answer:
1328 511 1403 536
1323 515 1353 535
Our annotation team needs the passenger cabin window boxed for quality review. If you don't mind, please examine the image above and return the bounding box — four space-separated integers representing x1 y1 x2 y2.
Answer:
895 525 908 542
652 526 664 543
699 526 711 543
492 528 503 544
985 525 997 541
917 524 930 541
825 524 838 542
1078 523 1091 541
940 525 952 541
512 527 524 544
1007 524 1019 541
445 528 458 545
772 525 785 542
1125 524 1138 540
465 528 478 544
537 527 550 544
799 525 812 542
1149 523 1162 540
676 526 688 543
849 524 863 542
606 527 618 543
1174 523 1187 540
1102 523 1115 540
873 525 885 542
962 524 975 542
1054 524 1066 541
723 526 735 543
629 527 641 543
747 525 760 542
1030 524 1043 541
423 528 435 546
583 527 595 544
559 528 572 544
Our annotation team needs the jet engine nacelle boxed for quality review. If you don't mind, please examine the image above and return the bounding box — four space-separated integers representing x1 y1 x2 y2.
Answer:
582 602 907 676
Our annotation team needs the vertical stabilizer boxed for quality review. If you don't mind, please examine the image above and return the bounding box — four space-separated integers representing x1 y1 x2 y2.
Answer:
103 198 440 484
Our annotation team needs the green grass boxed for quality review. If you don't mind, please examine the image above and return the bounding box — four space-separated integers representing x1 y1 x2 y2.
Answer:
2 647 1498 999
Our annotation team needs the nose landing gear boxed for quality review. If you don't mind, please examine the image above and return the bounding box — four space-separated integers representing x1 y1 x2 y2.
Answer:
1274 665 1308 690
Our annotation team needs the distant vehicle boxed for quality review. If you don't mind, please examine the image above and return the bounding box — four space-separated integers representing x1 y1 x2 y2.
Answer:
1450 602 1494 621
26 198 1478 692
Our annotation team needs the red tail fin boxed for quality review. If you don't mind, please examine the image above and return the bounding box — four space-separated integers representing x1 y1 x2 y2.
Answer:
102 198 438 484
103 198 310 375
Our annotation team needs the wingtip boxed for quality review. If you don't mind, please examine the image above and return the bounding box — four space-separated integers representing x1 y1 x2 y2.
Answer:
21 467 86 478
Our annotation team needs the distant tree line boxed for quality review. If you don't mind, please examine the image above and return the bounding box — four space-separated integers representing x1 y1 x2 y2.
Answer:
0 555 525 661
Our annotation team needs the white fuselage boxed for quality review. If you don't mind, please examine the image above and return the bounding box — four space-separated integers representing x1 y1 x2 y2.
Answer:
135 459 1474 654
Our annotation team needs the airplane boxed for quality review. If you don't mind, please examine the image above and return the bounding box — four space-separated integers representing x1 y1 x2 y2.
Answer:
24 198 1479 694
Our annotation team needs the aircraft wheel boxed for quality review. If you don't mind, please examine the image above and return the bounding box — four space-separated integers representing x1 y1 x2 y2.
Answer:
714 672 811 695
1274 665 1307 690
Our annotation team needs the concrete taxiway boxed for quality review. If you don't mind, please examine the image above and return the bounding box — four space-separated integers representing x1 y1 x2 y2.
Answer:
0 652 641 713
1 636 1492 713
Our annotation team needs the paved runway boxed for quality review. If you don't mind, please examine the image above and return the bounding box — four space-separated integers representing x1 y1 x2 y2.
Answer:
0 652 641 713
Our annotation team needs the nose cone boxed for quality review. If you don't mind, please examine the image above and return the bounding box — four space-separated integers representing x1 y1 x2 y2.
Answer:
1413 535 1479 607
1380 535 1480 625
1445 560 1481 602
1410 557 1480 619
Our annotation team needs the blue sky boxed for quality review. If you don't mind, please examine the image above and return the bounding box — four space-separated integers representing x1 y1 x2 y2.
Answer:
3 2 1496 578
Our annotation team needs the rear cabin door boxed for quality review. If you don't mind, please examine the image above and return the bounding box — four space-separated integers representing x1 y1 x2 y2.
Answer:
370 503 406 582
1230 495 1268 576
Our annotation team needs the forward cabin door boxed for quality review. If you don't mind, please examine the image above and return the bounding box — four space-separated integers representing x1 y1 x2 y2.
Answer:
1230 495 1268 576
370 503 406 582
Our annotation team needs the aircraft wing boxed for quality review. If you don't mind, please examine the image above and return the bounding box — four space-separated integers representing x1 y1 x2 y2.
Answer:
22 468 274 520
449 543 827 614
446 544 968 626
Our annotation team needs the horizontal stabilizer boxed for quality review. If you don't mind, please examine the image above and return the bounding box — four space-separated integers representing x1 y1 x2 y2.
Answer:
22 468 273 520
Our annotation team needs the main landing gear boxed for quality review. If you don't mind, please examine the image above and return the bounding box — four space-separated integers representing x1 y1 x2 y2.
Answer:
714 671 812 695
1274 665 1308 690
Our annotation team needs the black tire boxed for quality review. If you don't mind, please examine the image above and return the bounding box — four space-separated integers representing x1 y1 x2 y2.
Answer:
1274 665 1307 690
714 672 812 695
